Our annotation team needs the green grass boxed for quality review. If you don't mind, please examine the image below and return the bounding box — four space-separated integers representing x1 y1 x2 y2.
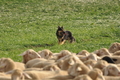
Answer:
0 0 120 61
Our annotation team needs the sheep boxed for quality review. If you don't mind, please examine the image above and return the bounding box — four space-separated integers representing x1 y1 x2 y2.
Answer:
68 62 90 77
101 56 115 64
56 50 72 61
38 49 53 59
43 64 61 71
94 48 112 57
11 69 26 80
77 53 98 62
19 49 41 64
0 58 25 72
31 60 54 68
102 64 120 76
6 68 31 80
108 42 120 53
88 68 105 80
113 50 120 56
93 60 109 70
25 58 47 68
77 50 90 56
43 64 68 76
84 59 97 70
7 68 69 80
57 54 83 70
104 56 120 64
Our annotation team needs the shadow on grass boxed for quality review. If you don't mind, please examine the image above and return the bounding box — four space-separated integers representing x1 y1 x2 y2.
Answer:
23 43 54 48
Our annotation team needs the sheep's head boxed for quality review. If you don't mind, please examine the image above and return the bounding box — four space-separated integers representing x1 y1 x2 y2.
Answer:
0 58 7 72
0 58 15 72
57 50 71 59
94 60 108 69
39 49 53 59
109 42 120 53
61 58 75 70
87 53 98 61
60 55 82 70
84 59 97 69
11 69 24 80
103 64 120 76
95 48 111 56
6 69 32 80
68 63 90 77
77 50 89 56
88 68 105 80
19 49 41 63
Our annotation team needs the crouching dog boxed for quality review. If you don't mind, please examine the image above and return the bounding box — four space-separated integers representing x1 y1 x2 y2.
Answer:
56 26 75 45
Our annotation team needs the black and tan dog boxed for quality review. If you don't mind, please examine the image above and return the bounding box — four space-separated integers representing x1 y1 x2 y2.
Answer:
56 26 75 45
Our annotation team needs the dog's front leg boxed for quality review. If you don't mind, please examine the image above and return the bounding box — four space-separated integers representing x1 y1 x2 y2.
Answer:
60 40 66 45
58 39 62 45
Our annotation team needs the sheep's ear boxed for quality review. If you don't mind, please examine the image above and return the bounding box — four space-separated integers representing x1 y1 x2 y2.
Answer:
68 59 74 65
58 26 60 28
87 64 93 70
50 67 55 72
18 52 26 56
23 72 32 79
76 67 82 71
103 67 109 76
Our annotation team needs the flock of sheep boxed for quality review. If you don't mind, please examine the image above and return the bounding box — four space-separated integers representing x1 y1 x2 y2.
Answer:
0 42 120 80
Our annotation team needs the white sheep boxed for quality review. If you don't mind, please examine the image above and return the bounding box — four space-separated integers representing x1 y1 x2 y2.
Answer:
56 50 72 60
77 50 90 56
7 68 69 80
102 64 120 76
84 59 97 70
88 68 105 80
0 58 25 72
43 64 61 71
93 60 109 70
38 49 53 59
68 62 90 77
57 54 83 70
25 58 47 68
94 48 112 57
43 64 68 77
108 42 120 53
77 53 98 62
19 49 41 64
31 60 54 68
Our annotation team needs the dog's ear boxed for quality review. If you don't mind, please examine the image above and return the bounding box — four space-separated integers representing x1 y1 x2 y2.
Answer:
61 26 64 29
58 26 60 28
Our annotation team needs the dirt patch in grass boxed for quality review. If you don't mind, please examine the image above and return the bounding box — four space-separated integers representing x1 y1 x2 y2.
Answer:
23 43 54 48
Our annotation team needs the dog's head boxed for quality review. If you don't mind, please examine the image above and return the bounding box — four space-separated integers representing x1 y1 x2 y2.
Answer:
57 26 65 35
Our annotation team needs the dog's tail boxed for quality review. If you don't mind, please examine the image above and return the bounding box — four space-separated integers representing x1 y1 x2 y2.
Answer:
70 37 76 43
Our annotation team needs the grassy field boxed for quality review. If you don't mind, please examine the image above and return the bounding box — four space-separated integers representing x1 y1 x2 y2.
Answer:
0 0 120 61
